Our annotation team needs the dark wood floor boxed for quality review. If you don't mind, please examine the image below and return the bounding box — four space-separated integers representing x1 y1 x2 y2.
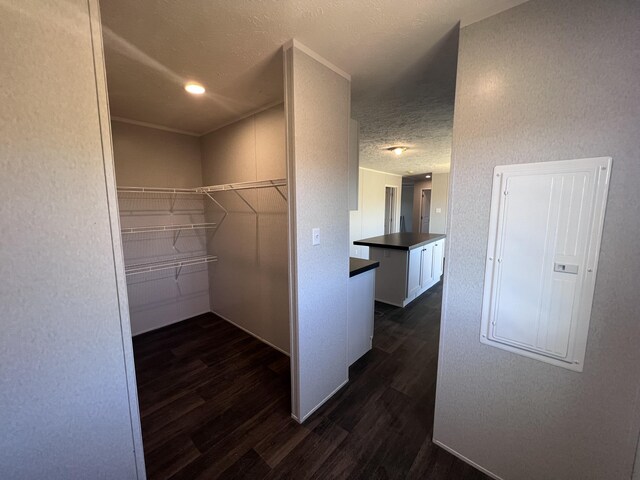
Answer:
133 283 489 479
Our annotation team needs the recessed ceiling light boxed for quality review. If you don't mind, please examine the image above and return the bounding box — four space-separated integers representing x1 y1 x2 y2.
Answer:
425 174 431 179
184 82 205 95
387 146 408 156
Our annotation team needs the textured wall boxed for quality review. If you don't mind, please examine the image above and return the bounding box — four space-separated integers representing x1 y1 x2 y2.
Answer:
112 120 202 187
429 173 449 235
433 1 640 479
0 0 142 477
201 104 289 353
285 44 351 420
111 121 210 334
349 167 403 258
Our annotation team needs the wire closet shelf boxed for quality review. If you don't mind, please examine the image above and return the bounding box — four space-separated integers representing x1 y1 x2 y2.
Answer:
124 255 218 277
117 178 287 278
116 178 287 196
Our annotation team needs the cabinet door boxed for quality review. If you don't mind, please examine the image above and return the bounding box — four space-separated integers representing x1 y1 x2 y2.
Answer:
407 248 422 297
432 240 444 279
420 243 434 287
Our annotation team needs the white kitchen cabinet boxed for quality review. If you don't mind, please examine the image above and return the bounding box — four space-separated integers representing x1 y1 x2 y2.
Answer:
418 239 445 294
357 233 445 307
407 247 422 299
348 258 380 365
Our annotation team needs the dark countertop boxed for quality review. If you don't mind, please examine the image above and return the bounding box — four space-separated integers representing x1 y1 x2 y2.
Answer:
353 232 446 251
349 257 380 278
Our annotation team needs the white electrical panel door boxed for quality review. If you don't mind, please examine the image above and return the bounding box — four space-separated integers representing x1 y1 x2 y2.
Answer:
480 157 611 371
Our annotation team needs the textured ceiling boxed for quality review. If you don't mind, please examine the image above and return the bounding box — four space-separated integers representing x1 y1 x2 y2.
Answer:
100 0 529 173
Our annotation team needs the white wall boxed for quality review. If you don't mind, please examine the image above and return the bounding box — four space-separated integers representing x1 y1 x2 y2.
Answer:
350 167 403 258
285 42 351 421
434 1 640 479
0 1 143 477
111 121 210 335
200 104 289 353
429 172 449 234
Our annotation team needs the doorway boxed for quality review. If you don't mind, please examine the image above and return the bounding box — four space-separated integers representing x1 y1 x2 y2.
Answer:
420 188 431 233
384 186 398 234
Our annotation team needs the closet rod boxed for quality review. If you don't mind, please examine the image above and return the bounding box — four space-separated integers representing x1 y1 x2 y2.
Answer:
117 186 202 195
121 222 217 235
198 178 287 193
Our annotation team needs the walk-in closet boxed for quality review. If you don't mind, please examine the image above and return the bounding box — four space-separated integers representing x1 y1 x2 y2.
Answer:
101 2 293 473
98 0 352 475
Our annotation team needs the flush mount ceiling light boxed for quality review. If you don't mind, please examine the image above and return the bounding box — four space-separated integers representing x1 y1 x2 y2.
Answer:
425 174 431 179
387 146 408 156
184 82 205 95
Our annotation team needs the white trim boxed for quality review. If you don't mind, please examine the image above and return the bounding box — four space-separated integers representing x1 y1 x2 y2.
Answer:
283 39 351 81
110 116 200 137
297 379 349 424
200 99 285 137
284 44 302 422
87 1 146 477
419 187 431 234
383 184 399 234
433 439 504 480
359 166 403 177
211 310 291 356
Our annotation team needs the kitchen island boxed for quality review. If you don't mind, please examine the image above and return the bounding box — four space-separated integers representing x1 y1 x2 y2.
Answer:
354 233 445 307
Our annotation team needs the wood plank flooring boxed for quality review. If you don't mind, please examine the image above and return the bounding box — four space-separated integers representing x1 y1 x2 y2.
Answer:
133 283 489 479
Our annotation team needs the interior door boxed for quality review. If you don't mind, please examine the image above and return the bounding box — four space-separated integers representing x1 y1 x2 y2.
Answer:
420 189 431 233
480 157 612 371
384 187 396 234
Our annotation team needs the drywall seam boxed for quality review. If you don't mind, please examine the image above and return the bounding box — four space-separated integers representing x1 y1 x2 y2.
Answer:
111 116 200 137
87 0 145 477
212 310 290 356
433 440 503 480
283 39 351 81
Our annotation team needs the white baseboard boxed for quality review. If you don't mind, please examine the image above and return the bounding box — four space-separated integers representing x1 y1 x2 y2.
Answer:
433 439 503 480
211 310 291 357
296 378 349 424
132 308 211 336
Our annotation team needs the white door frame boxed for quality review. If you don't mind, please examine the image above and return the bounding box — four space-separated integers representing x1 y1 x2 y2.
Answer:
384 185 398 234
420 188 431 234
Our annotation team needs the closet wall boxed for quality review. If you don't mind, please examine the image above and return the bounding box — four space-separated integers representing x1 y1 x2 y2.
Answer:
201 104 290 353
111 120 210 335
